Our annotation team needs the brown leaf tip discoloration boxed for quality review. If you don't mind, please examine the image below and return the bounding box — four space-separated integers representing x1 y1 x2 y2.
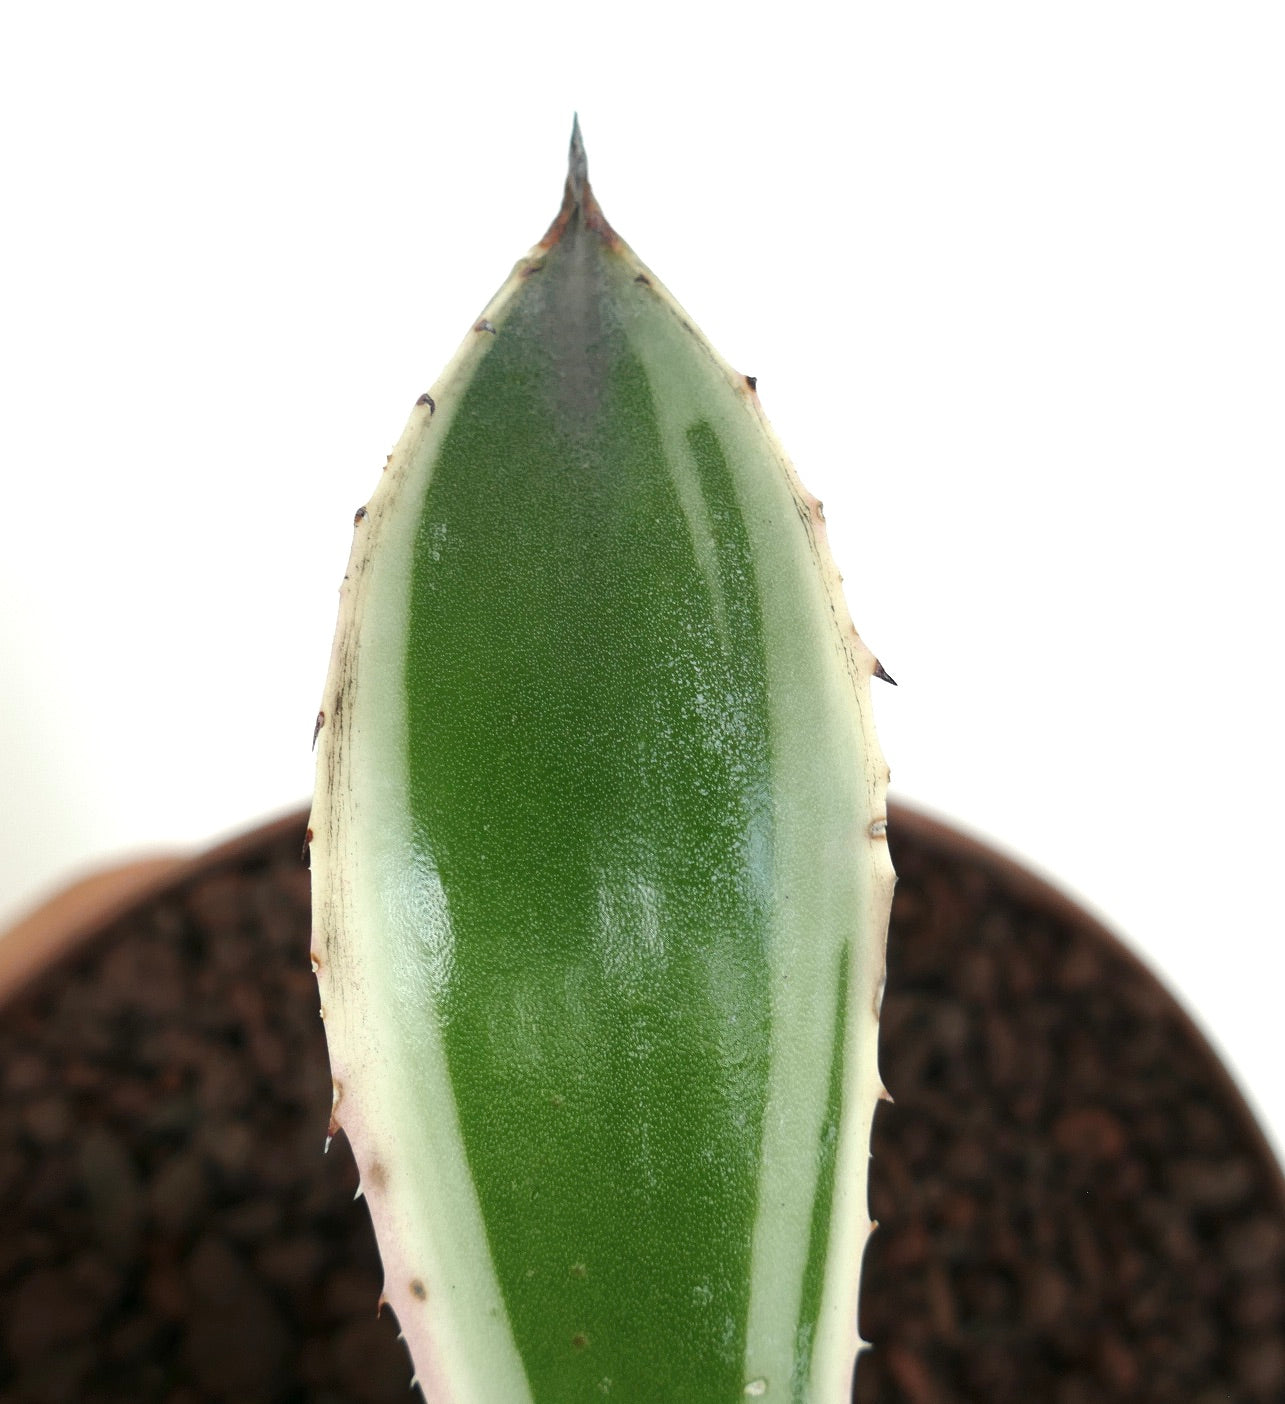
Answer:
540 115 620 250
415 392 436 411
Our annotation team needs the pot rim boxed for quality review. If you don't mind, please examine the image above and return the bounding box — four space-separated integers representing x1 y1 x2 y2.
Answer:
887 800 1285 1207
0 808 306 1007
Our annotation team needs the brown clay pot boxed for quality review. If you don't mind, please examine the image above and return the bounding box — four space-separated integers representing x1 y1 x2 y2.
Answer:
1 805 1283 1403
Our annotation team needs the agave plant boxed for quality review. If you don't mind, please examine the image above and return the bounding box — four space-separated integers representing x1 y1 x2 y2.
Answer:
308 121 894 1403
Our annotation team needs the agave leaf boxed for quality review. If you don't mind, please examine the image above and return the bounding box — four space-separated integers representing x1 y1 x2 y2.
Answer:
309 121 893 1403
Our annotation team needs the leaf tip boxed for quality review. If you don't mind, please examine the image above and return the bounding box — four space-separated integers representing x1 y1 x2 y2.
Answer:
541 114 618 249
568 112 588 203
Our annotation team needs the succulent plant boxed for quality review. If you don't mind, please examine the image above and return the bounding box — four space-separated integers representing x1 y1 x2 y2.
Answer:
308 120 894 1403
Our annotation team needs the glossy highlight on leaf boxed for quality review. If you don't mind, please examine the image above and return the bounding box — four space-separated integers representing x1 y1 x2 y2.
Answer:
309 120 894 1403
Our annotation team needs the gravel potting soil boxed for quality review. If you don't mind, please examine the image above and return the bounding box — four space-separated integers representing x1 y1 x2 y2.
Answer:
1 810 1282 1403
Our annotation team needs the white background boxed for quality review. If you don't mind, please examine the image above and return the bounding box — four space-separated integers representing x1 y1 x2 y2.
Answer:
2 5 1283 1152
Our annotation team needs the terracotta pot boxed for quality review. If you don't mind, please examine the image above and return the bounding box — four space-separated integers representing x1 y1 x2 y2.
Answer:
1 804 1283 1403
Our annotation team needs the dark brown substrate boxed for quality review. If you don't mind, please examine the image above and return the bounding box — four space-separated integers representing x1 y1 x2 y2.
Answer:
1 809 1282 1403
